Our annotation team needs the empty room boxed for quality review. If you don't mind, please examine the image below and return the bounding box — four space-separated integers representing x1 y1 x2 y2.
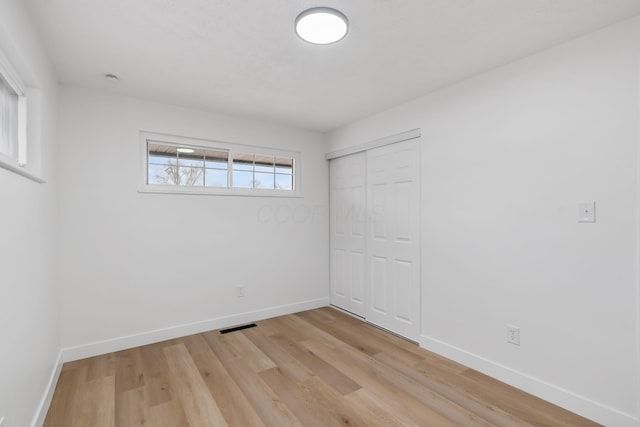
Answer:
1 0 640 426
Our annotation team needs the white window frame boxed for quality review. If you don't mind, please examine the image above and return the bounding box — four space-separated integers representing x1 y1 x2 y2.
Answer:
0 48 28 173
139 131 302 197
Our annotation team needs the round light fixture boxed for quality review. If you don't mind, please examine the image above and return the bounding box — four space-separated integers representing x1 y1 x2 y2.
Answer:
176 147 195 154
295 7 348 45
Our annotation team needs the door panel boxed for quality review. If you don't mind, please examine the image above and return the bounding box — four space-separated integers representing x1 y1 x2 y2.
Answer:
366 140 421 341
351 252 365 303
394 260 413 322
330 152 366 317
371 183 387 239
333 249 346 297
371 256 387 314
350 186 366 236
395 181 412 241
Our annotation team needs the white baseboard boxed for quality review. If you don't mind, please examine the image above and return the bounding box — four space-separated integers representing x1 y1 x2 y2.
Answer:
31 350 63 427
420 334 639 427
61 297 329 363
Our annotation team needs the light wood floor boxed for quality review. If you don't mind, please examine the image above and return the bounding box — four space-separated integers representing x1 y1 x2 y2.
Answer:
44 307 600 427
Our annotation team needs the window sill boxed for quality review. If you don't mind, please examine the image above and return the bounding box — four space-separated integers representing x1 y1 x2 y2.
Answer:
138 185 303 198
0 159 45 183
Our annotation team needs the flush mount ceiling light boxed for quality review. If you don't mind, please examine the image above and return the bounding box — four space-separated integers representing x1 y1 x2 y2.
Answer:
176 147 195 153
295 7 348 45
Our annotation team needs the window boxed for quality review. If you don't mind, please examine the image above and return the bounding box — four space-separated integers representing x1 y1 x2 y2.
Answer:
231 153 294 190
0 49 27 171
148 144 229 187
141 132 301 196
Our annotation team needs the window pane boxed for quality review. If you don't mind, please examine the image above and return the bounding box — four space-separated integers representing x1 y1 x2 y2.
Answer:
255 155 274 173
232 170 253 188
188 148 207 157
149 143 177 156
178 157 204 168
255 164 274 173
254 172 275 189
205 149 228 162
232 153 254 171
205 169 228 187
275 174 293 190
275 157 293 166
233 162 253 171
275 156 293 165
205 149 228 169
275 157 293 174
148 163 177 185
149 155 175 165
206 160 228 169
177 167 203 186
275 165 293 174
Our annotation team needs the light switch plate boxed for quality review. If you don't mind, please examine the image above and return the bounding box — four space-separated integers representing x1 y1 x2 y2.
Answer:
578 202 595 223
507 325 520 346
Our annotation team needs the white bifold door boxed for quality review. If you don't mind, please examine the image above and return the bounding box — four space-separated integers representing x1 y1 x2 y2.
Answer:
330 139 421 341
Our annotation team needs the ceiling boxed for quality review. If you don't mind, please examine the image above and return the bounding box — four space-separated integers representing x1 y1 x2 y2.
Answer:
25 0 640 132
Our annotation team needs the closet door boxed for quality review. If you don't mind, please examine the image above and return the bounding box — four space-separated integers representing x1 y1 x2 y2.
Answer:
329 152 366 317
366 140 421 341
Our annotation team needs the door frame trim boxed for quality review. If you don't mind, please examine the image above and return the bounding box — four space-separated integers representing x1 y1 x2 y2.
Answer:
326 128 421 160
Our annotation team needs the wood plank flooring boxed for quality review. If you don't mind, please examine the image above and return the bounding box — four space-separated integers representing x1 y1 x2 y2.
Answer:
44 307 601 426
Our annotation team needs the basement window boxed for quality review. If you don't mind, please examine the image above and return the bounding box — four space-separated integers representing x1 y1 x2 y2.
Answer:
140 132 300 196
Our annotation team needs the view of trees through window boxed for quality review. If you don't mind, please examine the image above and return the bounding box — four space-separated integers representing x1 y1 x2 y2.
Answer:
147 142 294 190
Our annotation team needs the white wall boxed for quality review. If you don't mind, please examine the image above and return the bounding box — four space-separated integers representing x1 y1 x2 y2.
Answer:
328 16 640 427
0 1 60 426
57 87 329 355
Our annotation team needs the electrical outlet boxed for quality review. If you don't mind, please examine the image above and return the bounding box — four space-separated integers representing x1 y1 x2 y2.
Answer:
507 325 520 346
236 286 245 298
578 202 596 223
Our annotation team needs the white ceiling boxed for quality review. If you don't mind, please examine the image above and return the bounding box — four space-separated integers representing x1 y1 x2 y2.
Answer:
25 0 640 132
